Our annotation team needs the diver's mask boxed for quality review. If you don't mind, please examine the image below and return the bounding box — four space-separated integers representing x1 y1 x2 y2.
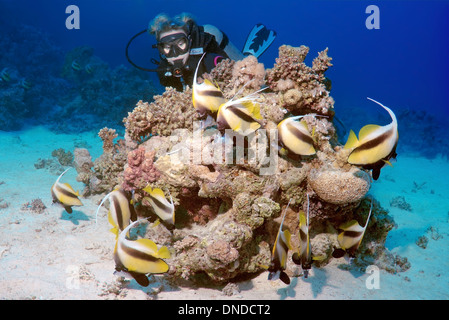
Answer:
157 32 190 58
157 32 191 77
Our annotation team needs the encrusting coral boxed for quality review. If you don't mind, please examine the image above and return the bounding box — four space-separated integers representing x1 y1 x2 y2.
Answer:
78 44 408 286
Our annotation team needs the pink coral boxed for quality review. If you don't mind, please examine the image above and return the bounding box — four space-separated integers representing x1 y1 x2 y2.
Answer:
122 147 160 192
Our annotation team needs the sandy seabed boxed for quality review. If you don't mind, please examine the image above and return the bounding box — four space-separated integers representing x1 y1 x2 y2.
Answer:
0 126 448 300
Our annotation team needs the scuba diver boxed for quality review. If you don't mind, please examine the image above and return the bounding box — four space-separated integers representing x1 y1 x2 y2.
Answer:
126 12 276 91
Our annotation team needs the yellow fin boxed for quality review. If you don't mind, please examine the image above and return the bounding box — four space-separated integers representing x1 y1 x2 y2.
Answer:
135 238 159 255
283 229 293 250
148 187 166 199
339 220 362 231
358 124 382 141
157 246 171 259
383 159 394 167
203 78 217 88
312 255 326 261
344 130 359 149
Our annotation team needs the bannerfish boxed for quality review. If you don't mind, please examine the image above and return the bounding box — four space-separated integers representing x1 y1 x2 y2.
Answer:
267 200 293 285
277 115 316 156
216 90 265 136
71 60 82 71
95 189 137 237
344 97 399 180
85 64 93 74
114 219 171 287
20 78 32 90
192 53 226 116
332 199 373 262
50 168 83 214
292 194 324 278
142 186 175 226
0 68 11 82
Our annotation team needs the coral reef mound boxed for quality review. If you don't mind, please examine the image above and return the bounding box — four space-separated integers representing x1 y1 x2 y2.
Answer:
78 45 408 285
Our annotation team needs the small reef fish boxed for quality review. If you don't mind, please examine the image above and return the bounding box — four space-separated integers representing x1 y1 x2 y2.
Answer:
292 194 324 278
216 92 264 136
50 168 83 214
84 64 93 74
20 78 32 90
192 53 226 116
277 115 316 156
142 186 175 226
71 60 82 71
0 68 11 82
114 219 171 287
95 189 137 237
344 97 399 180
332 198 373 262
267 200 293 285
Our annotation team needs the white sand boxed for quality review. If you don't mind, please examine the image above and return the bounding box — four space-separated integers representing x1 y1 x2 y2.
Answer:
0 126 448 300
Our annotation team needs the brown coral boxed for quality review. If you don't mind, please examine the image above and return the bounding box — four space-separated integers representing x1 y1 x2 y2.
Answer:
266 44 334 117
98 127 118 153
80 44 405 285
308 166 371 205
123 87 201 141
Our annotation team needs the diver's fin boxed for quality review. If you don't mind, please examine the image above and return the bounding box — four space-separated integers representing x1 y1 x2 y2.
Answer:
242 23 276 58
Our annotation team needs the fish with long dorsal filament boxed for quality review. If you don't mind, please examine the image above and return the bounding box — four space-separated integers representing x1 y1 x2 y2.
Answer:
50 168 83 214
114 219 171 287
267 200 293 285
292 194 325 278
192 53 226 116
332 198 373 263
344 97 399 180
95 188 137 237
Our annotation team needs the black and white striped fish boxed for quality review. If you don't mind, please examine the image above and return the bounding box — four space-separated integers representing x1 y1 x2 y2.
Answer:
292 195 325 278
216 96 263 136
268 200 292 285
192 53 226 116
344 98 399 180
50 168 82 214
95 189 137 237
277 115 316 156
143 186 175 226
332 199 373 261
114 219 171 287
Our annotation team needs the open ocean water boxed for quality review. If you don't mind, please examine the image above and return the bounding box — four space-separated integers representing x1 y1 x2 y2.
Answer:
0 0 448 301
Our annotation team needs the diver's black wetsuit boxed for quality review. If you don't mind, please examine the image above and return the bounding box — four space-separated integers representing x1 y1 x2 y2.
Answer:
156 24 230 91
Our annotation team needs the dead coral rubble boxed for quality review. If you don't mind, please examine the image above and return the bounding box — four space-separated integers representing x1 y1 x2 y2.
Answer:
81 44 405 285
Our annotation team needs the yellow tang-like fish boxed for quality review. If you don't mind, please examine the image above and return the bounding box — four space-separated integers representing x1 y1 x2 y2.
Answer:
344 98 399 180
50 168 83 214
114 219 171 287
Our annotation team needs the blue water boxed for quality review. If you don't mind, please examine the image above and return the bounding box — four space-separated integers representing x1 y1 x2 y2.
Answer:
2 0 448 121
1 0 449 300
